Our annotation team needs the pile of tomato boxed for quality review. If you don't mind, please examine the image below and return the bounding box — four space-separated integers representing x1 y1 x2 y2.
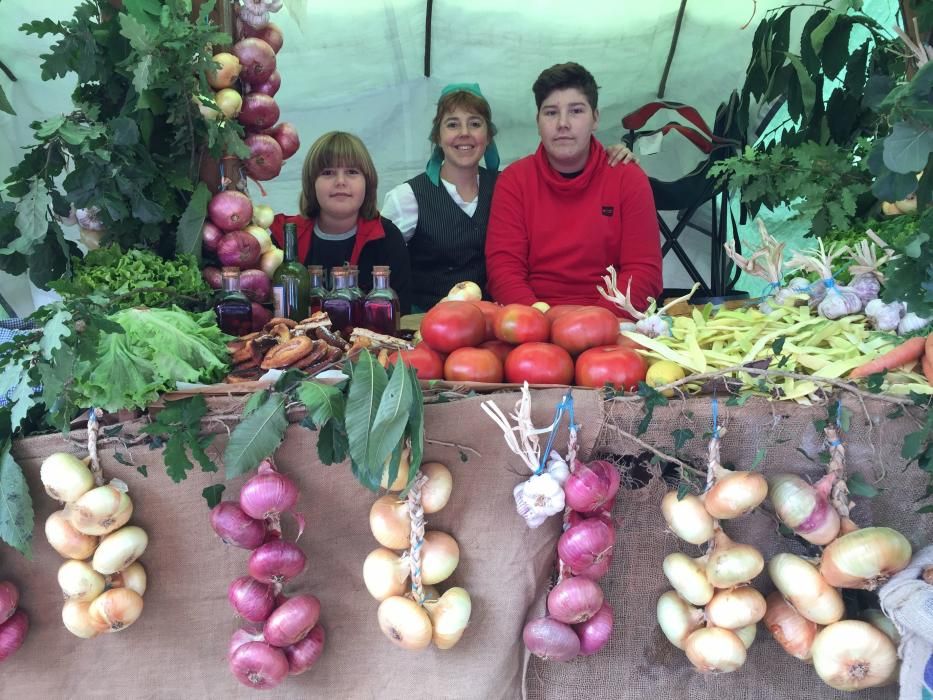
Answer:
389 301 648 389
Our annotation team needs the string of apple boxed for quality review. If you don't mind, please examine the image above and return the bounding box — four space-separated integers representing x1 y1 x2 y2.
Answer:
210 458 326 690
198 1 299 331
39 410 149 639
363 446 472 650
482 387 618 660
0 579 27 663
656 404 769 672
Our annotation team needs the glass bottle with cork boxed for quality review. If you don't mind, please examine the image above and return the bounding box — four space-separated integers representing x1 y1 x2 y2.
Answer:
214 267 253 336
322 267 354 337
272 222 310 321
307 264 326 315
364 265 400 334
344 264 366 328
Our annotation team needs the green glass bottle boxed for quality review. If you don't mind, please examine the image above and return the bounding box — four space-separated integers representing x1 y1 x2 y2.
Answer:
272 223 310 321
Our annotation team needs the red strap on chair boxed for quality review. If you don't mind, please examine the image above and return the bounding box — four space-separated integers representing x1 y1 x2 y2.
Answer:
633 123 715 154
621 100 713 138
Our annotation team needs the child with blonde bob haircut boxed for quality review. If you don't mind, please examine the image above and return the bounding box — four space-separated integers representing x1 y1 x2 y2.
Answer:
271 131 412 313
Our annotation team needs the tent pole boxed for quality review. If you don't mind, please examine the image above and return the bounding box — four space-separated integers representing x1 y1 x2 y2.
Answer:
424 0 434 77
657 0 688 99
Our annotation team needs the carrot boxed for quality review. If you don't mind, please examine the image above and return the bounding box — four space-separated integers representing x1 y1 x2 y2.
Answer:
849 336 927 379
923 333 933 385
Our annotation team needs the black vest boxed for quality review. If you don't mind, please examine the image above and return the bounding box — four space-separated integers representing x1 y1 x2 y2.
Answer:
407 168 497 309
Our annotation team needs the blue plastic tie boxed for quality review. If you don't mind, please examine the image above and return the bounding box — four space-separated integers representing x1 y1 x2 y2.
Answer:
536 391 574 475
759 281 781 298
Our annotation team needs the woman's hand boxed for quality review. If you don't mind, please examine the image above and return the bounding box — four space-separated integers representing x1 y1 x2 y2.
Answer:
606 143 637 167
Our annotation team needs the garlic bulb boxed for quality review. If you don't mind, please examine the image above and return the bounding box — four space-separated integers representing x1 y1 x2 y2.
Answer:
513 473 565 528
898 312 930 335
864 300 905 332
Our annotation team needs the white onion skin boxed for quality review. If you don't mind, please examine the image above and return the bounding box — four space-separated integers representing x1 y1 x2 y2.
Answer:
377 596 432 651
703 470 768 519
705 528 764 589
661 491 715 545
704 586 767 630
656 591 704 650
423 587 472 650
734 624 756 649
684 626 747 673
763 591 818 661
662 553 713 607
768 553 843 626
819 527 912 590
45 510 98 560
58 560 106 602
420 462 453 514
811 620 898 691
362 548 409 601
40 453 95 503
92 525 148 575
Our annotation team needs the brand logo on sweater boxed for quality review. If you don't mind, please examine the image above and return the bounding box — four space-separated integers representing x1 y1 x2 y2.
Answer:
601 206 614 216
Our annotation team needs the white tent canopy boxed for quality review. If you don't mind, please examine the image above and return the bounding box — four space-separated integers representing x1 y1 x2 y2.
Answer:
0 0 900 313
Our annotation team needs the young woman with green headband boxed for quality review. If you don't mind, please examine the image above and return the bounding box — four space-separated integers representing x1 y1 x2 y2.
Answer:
382 83 634 311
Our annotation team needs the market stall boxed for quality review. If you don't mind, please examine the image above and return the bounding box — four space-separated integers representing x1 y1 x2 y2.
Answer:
1 390 928 698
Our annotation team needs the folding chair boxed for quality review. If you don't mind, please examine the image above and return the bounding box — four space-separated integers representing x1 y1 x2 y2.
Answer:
622 92 748 302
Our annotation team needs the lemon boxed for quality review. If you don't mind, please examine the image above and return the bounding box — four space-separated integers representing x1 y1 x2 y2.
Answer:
646 360 686 396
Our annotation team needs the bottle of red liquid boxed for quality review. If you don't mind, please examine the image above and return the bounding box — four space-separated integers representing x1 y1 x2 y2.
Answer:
364 265 400 334
307 265 326 315
214 267 253 336
345 264 365 328
322 267 353 338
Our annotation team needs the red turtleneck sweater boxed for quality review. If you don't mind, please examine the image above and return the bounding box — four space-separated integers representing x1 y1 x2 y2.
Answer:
485 137 662 318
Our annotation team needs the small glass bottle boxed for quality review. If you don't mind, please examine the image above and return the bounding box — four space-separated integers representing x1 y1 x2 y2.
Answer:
307 264 326 315
345 264 365 328
322 267 354 337
364 266 400 334
272 222 310 321
214 267 253 336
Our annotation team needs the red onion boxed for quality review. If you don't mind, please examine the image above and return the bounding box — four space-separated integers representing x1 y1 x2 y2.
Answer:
202 221 224 253
558 518 615 578
211 501 266 549
523 616 580 661
229 641 289 689
0 582 18 624
264 594 321 647
244 134 283 181
265 122 300 160
285 624 325 675
0 610 28 662
208 190 253 231
228 627 264 659
239 462 298 519
573 602 613 655
547 576 604 624
217 231 262 270
564 460 620 513
239 268 272 302
249 541 307 585
251 302 273 332
253 23 284 53
238 93 280 131
228 576 276 622
233 38 277 85
574 552 613 580
567 508 615 530
245 70 281 97
202 266 222 290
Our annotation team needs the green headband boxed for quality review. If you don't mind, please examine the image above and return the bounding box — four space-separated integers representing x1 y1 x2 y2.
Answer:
425 82 501 185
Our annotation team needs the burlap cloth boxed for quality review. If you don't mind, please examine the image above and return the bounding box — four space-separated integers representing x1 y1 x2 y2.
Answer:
1 388 600 700
527 394 932 700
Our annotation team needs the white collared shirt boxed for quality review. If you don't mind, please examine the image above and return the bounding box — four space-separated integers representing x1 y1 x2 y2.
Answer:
382 175 480 243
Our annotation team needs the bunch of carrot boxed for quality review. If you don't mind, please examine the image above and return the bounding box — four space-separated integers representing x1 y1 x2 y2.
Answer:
849 332 933 385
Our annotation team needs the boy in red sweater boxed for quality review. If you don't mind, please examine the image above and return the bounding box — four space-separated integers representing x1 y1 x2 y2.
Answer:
485 62 663 317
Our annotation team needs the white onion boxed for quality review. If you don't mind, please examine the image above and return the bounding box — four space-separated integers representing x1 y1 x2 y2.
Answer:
705 586 767 630
662 553 713 607
661 491 714 545
57 560 105 602
811 620 898 691
768 553 843 625
656 591 704 650
40 452 95 502
92 525 148 575
734 624 757 649
684 626 747 673
703 465 768 519
819 527 912 590
705 527 764 589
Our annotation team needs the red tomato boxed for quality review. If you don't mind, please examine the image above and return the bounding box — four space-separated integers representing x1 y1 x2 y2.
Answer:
494 304 550 344
616 334 643 350
387 344 445 380
545 304 583 323
443 347 503 383
575 345 648 391
420 301 486 353
504 342 574 385
550 306 620 356
470 300 501 341
479 339 514 365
